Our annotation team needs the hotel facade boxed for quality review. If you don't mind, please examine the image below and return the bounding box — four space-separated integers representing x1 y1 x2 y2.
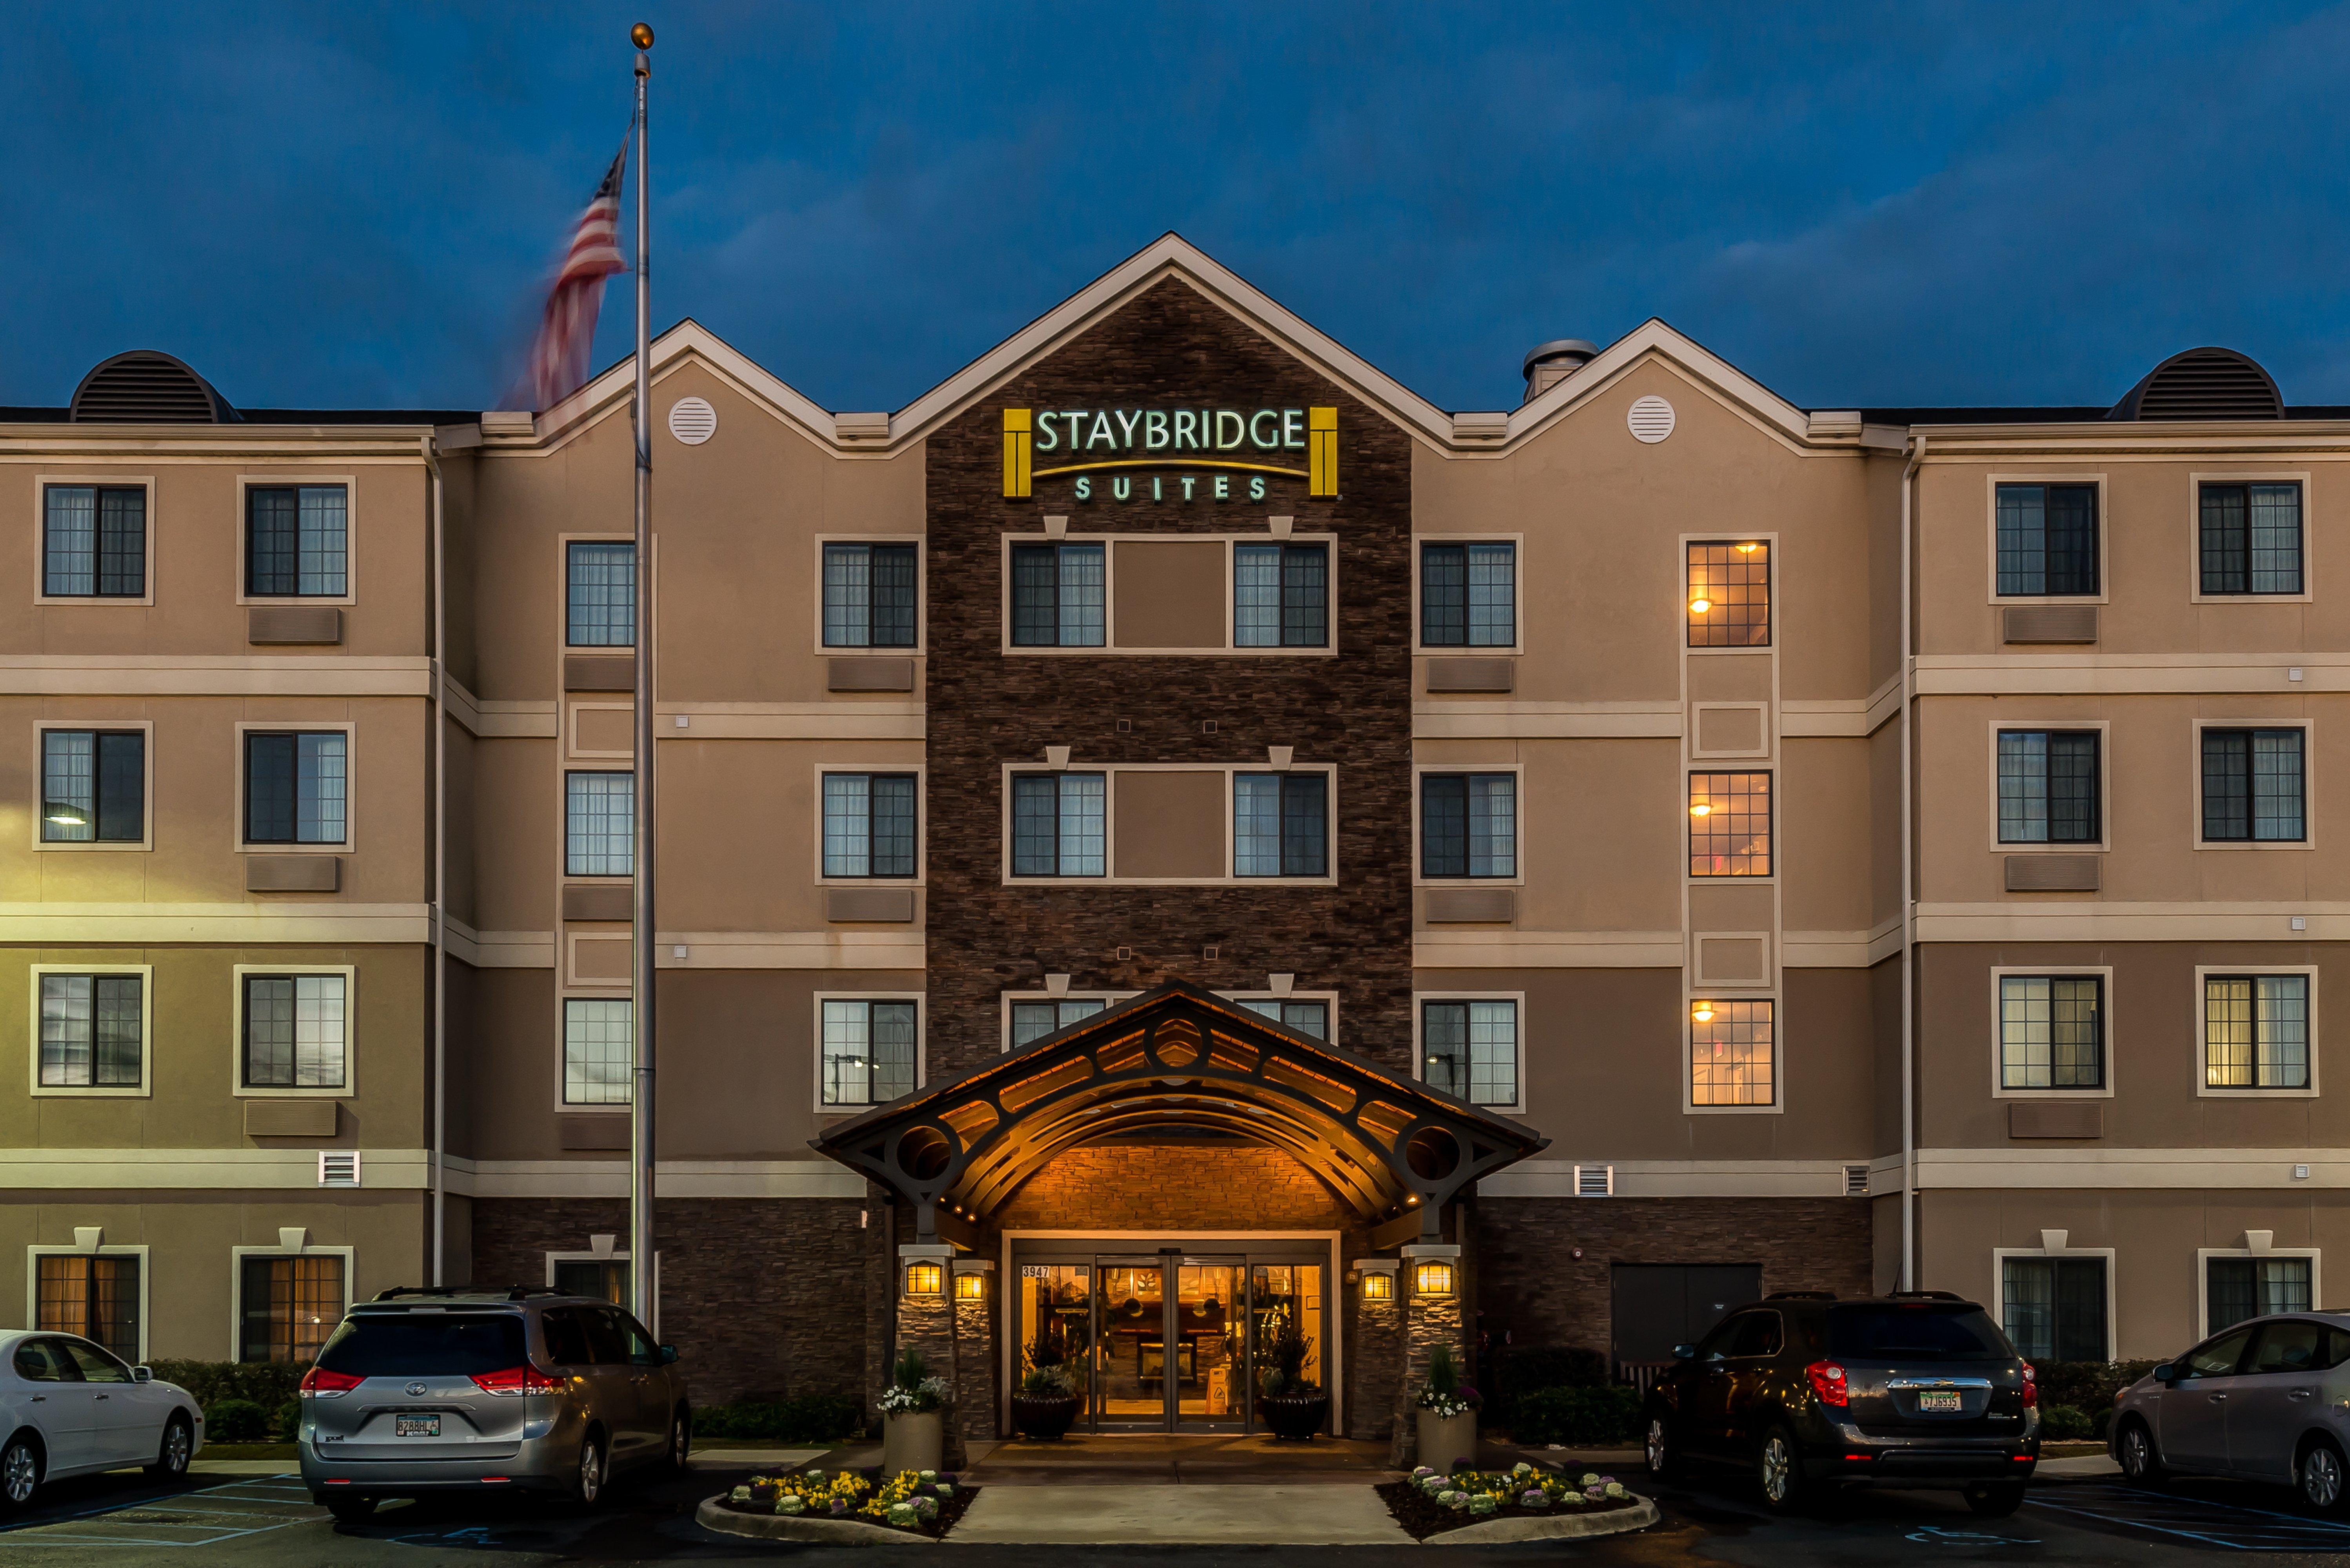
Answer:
3 236 2344 1439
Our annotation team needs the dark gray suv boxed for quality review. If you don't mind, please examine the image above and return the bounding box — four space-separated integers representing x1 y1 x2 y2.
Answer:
298 1288 689 1524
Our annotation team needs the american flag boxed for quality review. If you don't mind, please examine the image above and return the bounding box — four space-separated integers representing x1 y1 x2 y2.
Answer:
519 137 629 411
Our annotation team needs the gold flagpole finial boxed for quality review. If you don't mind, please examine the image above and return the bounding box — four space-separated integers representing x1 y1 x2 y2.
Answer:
631 22 654 48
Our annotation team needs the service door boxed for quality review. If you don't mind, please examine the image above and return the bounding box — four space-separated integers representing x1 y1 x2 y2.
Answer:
1609 1265 1762 1369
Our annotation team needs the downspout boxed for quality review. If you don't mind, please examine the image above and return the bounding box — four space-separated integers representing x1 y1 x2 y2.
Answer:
1899 434 1924 1290
423 433 447 1285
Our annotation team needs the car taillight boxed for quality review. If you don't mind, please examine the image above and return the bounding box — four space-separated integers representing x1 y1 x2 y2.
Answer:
470 1365 560 1397
300 1367 363 1397
1806 1360 1849 1407
2020 1362 2038 1409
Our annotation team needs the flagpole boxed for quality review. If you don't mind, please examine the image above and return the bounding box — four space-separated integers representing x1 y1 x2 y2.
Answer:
628 19 658 1336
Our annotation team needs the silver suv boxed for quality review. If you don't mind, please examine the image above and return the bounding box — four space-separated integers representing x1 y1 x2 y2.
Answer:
298 1288 689 1524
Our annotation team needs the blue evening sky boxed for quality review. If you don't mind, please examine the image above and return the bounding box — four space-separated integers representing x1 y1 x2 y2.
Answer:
10 2 2348 414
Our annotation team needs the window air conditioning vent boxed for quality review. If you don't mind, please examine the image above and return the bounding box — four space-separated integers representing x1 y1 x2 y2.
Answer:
319 1151 362 1188
1574 1163 1614 1198
1845 1164 1871 1196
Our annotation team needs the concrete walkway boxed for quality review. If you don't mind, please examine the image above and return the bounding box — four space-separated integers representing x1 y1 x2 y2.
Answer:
964 1432 1396 1486
952 1482 1411 1543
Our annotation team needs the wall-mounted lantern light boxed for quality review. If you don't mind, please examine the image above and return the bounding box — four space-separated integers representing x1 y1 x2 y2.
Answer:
905 1261 944 1296
954 1271 986 1301
1414 1260 1455 1296
1361 1271 1394 1301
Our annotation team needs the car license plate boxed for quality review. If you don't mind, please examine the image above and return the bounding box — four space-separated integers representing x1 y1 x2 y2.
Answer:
395 1415 441 1438
1917 1391 1962 1413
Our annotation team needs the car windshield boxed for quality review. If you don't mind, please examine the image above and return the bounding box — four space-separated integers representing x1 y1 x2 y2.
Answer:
315 1312 527 1376
1827 1305 2012 1361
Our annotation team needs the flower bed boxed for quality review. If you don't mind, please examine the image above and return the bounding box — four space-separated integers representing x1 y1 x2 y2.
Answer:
1376 1464 1639 1541
717 1467 975 1539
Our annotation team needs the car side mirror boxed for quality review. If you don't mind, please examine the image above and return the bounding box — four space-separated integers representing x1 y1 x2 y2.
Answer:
131 1366 152 1384
2152 1363 2176 1385
659 1344 680 1365
1672 1343 1696 1361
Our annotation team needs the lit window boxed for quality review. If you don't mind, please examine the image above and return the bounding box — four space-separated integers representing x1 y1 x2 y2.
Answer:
239 1254 345 1363
1420 541 1515 647
823 773 918 877
2204 975 2309 1089
42 485 145 598
1011 773 1105 876
1686 541 1768 647
567 541 635 646
822 1000 918 1106
564 998 633 1105
1011 543 1105 647
38 974 142 1088
2203 728 2305 842
2208 1258 2314 1334
245 731 346 845
40 730 143 843
1234 543 1328 647
566 771 634 875
2001 1256 2106 1361
246 485 347 597
552 1259 631 1305
1689 773 1771 876
1234 773 1327 877
36 1255 139 1361
1421 774 1515 878
1999 975 2102 1090
1010 998 1107 1048
2200 483 2303 595
1422 999 1517 1106
1995 484 2097 596
242 974 347 1089
1997 730 2100 844
1238 999 1329 1040
1690 999 1774 1106
824 543 918 648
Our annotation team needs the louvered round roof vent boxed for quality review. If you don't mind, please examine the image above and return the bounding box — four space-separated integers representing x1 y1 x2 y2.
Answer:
2108 347 2281 421
667 396 716 445
69 350 236 424
1627 395 1676 443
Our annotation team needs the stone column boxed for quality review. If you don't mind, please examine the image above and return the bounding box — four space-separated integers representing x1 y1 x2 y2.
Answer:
895 1244 960 1465
1349 1258 1403 1440
1388 1243 1464 1468
951 1259 998 1453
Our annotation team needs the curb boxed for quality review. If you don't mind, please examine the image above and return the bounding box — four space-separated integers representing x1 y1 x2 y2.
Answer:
696 1495 938 1546
1420 1497 1658 1545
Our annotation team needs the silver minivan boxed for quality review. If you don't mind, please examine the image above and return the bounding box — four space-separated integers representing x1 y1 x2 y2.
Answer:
299 1288 689 1524
2112 1312 2350 1510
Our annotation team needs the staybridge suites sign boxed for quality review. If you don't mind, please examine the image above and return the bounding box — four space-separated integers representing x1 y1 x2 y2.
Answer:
1001 404 1337 501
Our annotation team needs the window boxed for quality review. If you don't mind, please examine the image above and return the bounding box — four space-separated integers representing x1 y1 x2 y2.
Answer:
1997 730 2101 844
823 542 918 648
1691 999 1774 1107
1010 543 1105 647
566 541 634 646
1238 1000 1329 1040
563 998 632 1105
2203 728 2305 842
38 973 142 1088
1011 998 1107 1049
2000 975 2103 1091
1011 773 1106 876
36 1255 139 1361
40 730 143 843
238 1254 346 1362
2209 1258 2314 1335
822 774 918 878
2001 1256 2107 1361
2204 975 2310 1089
2201 482 2303 595
2243 1316 2350 1373
245 485 347 597
1689 773 1771 876
1422 999 1518 1106
1687 541 1769 647
1420 773 1516 878
1420 541 1515 647
244 731 347 846
1234 773 1327 877
1995 483 2098 596
1233 543 1328 648
242 973 348 1089
820 999 918 1106
552 1259 630 1306
42 485 145 598
566 771 634 875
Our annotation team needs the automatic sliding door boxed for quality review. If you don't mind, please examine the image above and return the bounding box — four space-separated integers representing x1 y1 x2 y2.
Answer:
1174 1261 1245 1427
1092 1260 1166 1426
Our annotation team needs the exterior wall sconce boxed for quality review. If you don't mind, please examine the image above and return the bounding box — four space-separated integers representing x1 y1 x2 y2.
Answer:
1414 1260 1455 1296
954 1271 986 1301
905 1261 944 1296
1361 1271 1394 1301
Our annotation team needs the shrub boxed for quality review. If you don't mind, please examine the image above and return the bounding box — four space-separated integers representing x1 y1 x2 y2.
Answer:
2091 1404 2116 1441
1483 1347 1607 1429
205 1399 271 1442
695 1396 861 1444
2039 1403 2092 1440
1510 1385 1642 1446
2032 1360 2161 1413
274 1397 304 1439
147 1360 309 1412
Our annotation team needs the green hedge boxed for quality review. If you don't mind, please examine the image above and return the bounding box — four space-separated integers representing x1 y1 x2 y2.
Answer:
694 1395 861 1443
2033 1359 2160 1414
205 1399 271 1442
2039 1403 2093 1440
147 1360 309 1412
1482 1345 1608 1430
1510 1384 1643 1446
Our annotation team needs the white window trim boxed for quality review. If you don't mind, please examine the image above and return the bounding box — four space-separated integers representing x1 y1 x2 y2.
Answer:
2195 1247 2323 1340
1992 1245 2118 1361
997 531 1341 658
32 476 158 608
556 993 635 1114
227 1245 356 1362
25 1243 152 1363
1983 473 2110 606
814 534 927 655
1409 532 1525 656
1683 993 1783 1117
562 766 636 880
1412 991 1527 1116
2192 718 2315 851
1681 532 1779 655
1684 766 1777 886
28 964 153 1100
1987 719 2112 854
560 531 638 651
999 991 1137 1053
813 992 926 1116
233 720 356 855
997 762 1340 887
2193 965 2320 1099
1410 762 1526 888
813 763 928 887
2186 471 2314 605
231 963 357 1099
34 720 155 854
1220 990 1344 1047
1990 965 2116 1101
234 475 358 606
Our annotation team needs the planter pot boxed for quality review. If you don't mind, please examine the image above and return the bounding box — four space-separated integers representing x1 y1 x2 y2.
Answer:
882 1410 944 1475
1009 1392 1082 1441
1417 1408 1478 1475
1258 1391 1330 1440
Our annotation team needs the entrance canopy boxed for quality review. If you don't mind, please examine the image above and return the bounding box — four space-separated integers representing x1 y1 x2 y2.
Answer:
812 981 1547 1249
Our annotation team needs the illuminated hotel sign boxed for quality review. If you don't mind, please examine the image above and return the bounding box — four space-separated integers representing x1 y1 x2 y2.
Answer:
1002 405 1336 501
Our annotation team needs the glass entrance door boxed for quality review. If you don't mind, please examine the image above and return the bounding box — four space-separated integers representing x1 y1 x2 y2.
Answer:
1092 1259 1167 1426
1173 1261 1245 1426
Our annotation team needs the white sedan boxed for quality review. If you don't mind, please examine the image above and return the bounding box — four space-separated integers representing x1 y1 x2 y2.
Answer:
0 1332 203 1508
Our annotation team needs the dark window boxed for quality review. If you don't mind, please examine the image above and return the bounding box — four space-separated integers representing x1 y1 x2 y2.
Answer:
41 729 143 843
1011 998 1106 1048
1421 999 1517 1106
551 1260 630 1308
2200 482 2303 595
313 1308 523 1376
245 485 347 597
1687 541 1769 647
566 541 634 646
38 973 142 1088
42 485 145 598
1826 1304 2011 1361
2246 1318 2350 1374
565 771 634 875
1010 543 1105 647
2001 1256 2107 1362
1421 773 1516 878
581 1308 632 1365
244 731 347 844
242 974 347 1089
822 773 918 877
240 1254 347 1363
1011 773 1105 876
1729 1311 1785 1358
1420 541 1515 647
1238 999 1329 1040
541 1306 595 1364
1997 730 2101 844
1234 773 1327 877
1234 543 1328 648
820 999 918 1105
1999 975 2103 1090
1996 483 2098 596
35 1256 140 1362
2203 728 2305 842
2181 1326 2256 1379
2209 1258 2314 1335
1689 772 1771 876
823 543 918 648
11 1339 77 1382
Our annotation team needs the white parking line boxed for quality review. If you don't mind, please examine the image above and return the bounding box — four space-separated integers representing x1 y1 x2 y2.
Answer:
0 1472 324 1548
2027 1480 2350 1550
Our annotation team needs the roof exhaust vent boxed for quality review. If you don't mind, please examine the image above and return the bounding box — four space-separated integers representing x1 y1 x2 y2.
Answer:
2107 347 2281 421
1521 339 1598 404
69 350 237 424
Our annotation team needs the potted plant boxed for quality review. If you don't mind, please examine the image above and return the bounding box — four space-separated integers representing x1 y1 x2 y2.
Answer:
878 1347 950 1474
1011 1333 1083 1440
1256 1320 1328 1439
1415 1343 1480 1474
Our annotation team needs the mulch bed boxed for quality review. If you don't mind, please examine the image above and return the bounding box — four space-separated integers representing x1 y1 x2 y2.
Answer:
716 1468 979 1540
1376 1480 1639 1541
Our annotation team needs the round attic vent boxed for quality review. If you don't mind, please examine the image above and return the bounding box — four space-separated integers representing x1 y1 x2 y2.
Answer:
667 396 716 445
1627 395 1676 443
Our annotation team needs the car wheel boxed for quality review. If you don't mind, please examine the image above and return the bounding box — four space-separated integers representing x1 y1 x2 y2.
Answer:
147 1414 193 1479
0 1436 40 1512
1644 1416 1679 1481
2301 1438 2347 1513
2116 1419 2165 1488
1756 1423 1807 1512
571 1432 607 1509
662 1408 691 1475
324 1494 376 1525
1964 1481 2025 1517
